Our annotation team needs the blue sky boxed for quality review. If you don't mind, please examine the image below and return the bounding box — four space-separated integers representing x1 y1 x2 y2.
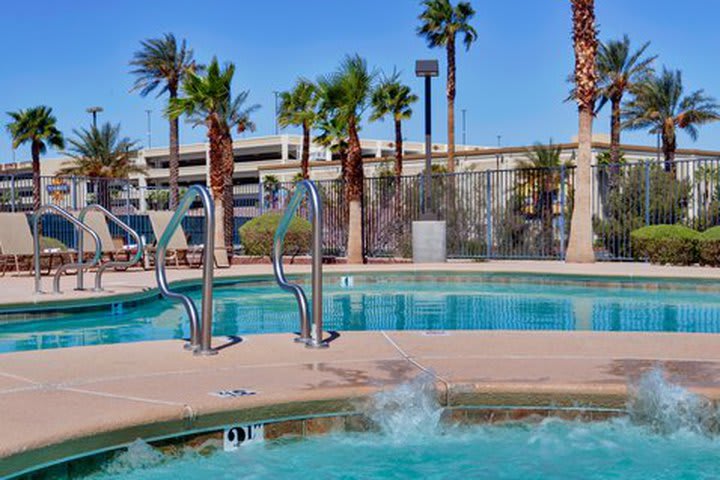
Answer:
2 0 719 162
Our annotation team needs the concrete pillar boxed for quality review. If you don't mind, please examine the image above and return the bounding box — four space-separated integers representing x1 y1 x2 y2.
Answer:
138 176 148 213
281 135 289 164
375 140 382 158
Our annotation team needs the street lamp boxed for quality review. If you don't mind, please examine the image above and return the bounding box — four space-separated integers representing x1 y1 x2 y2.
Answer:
86 106 103 128
273 91 280 135
415 59 439 219
145 110 152 148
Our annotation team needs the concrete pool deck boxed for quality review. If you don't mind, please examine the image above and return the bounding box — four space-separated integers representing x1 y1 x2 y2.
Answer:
4 260 720 476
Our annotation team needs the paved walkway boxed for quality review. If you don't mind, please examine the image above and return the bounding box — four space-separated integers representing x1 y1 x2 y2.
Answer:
3 330 720 477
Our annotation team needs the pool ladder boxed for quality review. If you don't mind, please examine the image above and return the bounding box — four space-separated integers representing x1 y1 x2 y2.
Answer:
155 185 217 355
272 180 328 348
33 204 103 294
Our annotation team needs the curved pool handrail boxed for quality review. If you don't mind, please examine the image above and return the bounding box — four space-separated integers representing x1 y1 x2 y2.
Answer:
33 204 102 294
155 185 216 355
78 204 144 292
272 179 327 348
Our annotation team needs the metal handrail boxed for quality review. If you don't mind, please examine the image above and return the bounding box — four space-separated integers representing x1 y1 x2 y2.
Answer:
33 204 102 294
78 204 144 291
155 185 216 355
272 180 327 348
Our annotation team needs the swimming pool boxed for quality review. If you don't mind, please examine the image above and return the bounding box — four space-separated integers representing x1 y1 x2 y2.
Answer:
3 272 720 353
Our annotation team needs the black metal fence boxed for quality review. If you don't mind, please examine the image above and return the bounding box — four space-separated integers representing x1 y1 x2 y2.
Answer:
5 157 720 261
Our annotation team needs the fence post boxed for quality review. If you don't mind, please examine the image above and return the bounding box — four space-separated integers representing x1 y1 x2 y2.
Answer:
10 175 15 213
71 176 78 211
485 170 492 258
560 165 566 260
258 177 264 215
644 160 651 226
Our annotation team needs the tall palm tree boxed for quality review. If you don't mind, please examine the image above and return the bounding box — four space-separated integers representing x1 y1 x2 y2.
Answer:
59 122 144 208
417 0 477 172
315 113 349 179
370 70 418 177
5 106 64 210
623 68 720 172
318 55 375 263
595 35 655 170
278 79 319 179
130 33 199 209
566 0 597 264
220 92 260 252
167 57 235 265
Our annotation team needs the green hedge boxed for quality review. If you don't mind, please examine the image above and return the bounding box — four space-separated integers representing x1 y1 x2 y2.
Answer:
239 212 311 258
699 226 720 266
39 236 68 251
630 225 700 265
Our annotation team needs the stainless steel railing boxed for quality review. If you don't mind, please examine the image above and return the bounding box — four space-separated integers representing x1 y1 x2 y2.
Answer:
33 204 102 294
272 179 327 348
155 185 216 355
78 204 144 291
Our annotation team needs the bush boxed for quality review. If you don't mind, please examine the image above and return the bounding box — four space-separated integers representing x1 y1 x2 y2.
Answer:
699 226 720 266
239 212 311 258
39 236 68 251
630 225 700 265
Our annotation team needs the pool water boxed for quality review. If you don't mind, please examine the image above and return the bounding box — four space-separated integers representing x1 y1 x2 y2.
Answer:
85 371 720 480
3 272 720 353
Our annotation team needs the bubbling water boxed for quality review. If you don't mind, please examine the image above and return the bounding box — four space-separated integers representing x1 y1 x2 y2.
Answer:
362 372 444 441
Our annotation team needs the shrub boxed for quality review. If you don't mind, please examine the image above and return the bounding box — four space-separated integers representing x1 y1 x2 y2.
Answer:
39 236 68 251
630 225 700 265
699 226 720 266
239 212 311 258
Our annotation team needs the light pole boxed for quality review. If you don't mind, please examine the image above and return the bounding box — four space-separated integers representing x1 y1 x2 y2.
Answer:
273 91 280 135
462 109 467 146
145 110 152 148
86 106 103 128
496 135 503 170
416 59 439 219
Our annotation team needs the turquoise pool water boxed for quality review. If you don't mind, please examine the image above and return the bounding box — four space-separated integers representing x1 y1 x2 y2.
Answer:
84 371 720 479
3 272 720 353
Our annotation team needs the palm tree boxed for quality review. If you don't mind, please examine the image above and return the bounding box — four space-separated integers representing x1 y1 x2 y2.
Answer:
318 55 375 263
59 122 144 208
417 0 477 172
278 79 319 179
220 92 260 253
517 142 573 255
5 106 64 210
370 70 418 177
595 35 655 170
623 68 720 172
167 57 235 264
130 33 199 209
565 0 597 264
315 113 349 179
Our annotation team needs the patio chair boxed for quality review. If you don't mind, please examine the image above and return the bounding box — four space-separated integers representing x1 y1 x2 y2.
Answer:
79 210 141 269
146 211 204 268
0 212 70 276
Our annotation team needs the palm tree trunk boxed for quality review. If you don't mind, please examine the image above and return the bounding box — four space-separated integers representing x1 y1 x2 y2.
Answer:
222 135 235 255
446 38 456 173
662 128 676 173
610 96 622 177
208 119 227 266
566 108 595 263
301 122 310 179
31 141 41 211
346 118 364 264
169 89 180 210
394 119 403 177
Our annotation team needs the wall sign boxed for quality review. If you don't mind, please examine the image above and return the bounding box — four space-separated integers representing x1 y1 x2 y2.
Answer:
224 424 264 451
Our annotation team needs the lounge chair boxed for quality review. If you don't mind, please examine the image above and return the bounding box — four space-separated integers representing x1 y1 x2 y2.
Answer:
146 211 204 268
79 210 141 269
0 212 70 276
